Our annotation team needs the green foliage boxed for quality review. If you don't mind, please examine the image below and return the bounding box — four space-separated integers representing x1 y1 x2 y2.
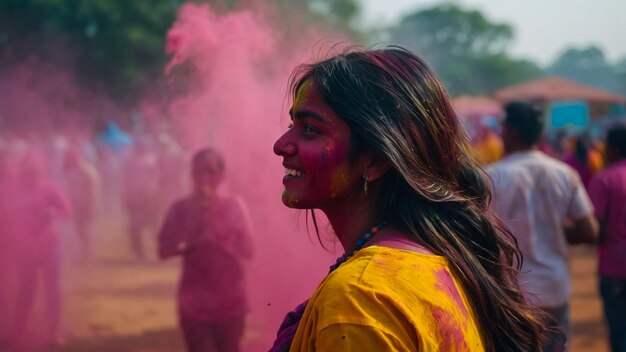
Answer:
314 0 360 32
394 4 512 58
391 3 542 95
616 57 626 96
616 57 626 74
548 46 622 94
0 0 182 103
0 0 363 103
276 0 362 40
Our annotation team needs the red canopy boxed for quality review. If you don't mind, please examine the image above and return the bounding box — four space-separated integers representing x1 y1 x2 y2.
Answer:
452 95 503 119
493 76 625 105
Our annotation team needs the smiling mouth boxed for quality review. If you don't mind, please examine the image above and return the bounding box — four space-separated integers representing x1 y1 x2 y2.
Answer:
284 167 305 177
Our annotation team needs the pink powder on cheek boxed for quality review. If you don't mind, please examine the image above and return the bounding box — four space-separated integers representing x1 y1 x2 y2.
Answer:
310 138 352 195
321 135 350 165
323 139 336 154
329 167 350 198
323 137 354 197
430 306 469 351
435 269 469 318
299 151 331 195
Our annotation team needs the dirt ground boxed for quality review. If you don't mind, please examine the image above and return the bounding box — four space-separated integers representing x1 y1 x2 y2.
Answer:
0 219 611 352
569 245 609 352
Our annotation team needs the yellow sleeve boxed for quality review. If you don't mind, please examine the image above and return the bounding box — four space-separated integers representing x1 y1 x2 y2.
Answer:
316 323 414 351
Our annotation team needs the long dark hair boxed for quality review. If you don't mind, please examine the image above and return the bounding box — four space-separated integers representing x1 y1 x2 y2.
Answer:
290 47 544 352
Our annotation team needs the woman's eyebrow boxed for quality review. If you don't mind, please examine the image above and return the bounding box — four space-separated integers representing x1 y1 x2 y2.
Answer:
289 108 326 123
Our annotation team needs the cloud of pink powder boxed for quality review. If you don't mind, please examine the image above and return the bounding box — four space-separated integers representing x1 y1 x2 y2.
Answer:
156 3 350 349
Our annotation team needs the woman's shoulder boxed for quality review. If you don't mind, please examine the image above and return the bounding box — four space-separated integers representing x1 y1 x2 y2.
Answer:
323 246 450 295
357 245 448 270
306 247 483 350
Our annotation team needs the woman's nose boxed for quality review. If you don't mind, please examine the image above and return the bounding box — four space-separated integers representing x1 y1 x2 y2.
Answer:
273 132 296 157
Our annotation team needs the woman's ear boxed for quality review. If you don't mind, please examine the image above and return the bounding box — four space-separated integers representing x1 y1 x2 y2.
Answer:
363 152 389 182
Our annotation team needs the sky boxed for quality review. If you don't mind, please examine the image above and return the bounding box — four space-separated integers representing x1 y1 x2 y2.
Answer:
360 0 626 66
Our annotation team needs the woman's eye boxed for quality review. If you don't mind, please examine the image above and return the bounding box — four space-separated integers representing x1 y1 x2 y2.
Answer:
287 123 293 129
303 125 317 134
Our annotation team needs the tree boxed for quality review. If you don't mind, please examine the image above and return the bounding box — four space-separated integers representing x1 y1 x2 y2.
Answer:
0 0 363 105
0 0 183 104
547 46 621 94
615 56 626 96
271 0 362 40
391 3 542 95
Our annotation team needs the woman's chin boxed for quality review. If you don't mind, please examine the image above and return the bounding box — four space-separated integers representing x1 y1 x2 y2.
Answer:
281 190 306 209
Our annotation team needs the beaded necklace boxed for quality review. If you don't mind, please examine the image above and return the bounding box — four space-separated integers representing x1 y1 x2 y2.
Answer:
328 220 388 272
269 220 389 352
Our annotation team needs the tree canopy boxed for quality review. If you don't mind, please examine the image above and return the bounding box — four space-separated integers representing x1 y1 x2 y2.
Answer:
0 0 361 105
0 0 183 103
1 0 622 106
391 3 542 95
547 46 623 95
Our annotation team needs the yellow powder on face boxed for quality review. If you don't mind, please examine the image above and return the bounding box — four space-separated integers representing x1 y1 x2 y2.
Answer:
282 189 300 207
293 79 313 110
329 165 350 198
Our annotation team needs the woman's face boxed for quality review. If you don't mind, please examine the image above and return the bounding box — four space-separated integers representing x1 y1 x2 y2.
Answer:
192 155 223 197
273 79 365 209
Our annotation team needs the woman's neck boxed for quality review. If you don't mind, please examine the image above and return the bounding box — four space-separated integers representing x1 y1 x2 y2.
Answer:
323 201 378 252
366 230 434 255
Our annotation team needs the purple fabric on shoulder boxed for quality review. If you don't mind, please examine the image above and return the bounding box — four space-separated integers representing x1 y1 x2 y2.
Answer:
268 300 308 352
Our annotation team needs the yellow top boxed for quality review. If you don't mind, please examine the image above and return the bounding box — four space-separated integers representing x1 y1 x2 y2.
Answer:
290 246 486 352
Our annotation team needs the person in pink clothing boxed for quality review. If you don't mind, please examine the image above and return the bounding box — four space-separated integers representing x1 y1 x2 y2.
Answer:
158 148 253 352
563 136 595 189
588 125 626 352
0 148 20 336
62 147 101 260
122 142 160 260
8 150 72 348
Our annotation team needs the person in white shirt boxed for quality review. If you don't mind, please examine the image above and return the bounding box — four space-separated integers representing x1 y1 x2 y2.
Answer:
487 101 598 352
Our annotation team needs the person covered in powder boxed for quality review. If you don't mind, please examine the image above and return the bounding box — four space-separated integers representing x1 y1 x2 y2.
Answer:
122 139 160 260
270 47 545 352
0 146 20 329
6 150 72 348
62 146 101 260
158 148 254 352
563 135 601 189
588 125 626 352
155 133 188 214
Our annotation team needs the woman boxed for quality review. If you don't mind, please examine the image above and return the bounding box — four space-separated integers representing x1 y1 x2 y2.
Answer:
9 150 71 348
270 48 544 351
158 148 254 352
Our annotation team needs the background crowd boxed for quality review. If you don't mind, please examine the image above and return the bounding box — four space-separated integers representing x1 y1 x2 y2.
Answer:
1 0 625 351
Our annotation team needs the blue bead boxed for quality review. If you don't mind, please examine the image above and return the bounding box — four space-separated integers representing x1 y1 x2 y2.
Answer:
328 220 388 273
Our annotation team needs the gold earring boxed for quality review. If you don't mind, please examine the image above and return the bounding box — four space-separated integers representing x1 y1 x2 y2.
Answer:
363 175 369 195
